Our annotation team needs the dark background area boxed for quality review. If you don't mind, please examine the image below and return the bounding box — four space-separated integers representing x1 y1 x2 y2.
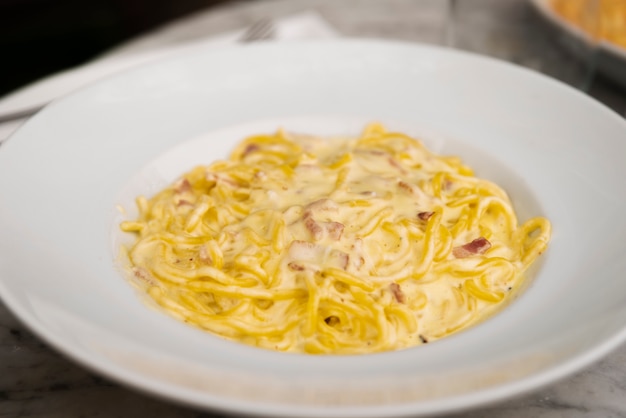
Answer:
0 0 241 97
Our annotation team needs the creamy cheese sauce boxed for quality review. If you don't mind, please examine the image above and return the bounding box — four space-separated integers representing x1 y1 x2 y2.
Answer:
120 124 551 354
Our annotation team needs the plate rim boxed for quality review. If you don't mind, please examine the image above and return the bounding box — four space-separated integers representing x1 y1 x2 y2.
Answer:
2 38 626 417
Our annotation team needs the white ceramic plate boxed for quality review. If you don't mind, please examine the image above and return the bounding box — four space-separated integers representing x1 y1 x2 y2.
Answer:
530 0 626 89
1 40 626 417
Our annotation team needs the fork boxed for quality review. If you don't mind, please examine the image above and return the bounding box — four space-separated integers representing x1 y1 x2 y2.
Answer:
0 19 276 124
239 18 276 43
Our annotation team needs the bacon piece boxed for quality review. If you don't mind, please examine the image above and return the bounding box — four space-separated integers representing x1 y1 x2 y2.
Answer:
287 262 306 271
388 157 407 174
288 240 322 261
133 267 157 286
198 246 212 265
242 143 260 157
174 178 191 194
302 200 344 241
329 250 349 270
352 256 365 270
206 172 239 187
390 282 406 304
397 180 413 194
360 191 377 197
326 222 345 240
303 213 324 240
417 211 434 221
452 237 492 258
350 239 366 271
287 241 318 272
177 199 193 207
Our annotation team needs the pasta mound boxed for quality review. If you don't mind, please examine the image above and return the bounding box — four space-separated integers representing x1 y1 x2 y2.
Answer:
120 124 551 354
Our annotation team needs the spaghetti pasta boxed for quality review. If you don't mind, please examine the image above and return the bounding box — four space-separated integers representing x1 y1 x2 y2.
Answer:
120 124 551 354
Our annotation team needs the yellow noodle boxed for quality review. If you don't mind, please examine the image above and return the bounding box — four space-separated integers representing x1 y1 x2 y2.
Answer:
121 124 551 354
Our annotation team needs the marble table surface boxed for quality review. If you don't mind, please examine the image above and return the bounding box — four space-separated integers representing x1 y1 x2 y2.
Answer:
2 0 626 417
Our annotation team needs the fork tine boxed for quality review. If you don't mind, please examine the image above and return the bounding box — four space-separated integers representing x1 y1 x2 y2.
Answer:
239 18 275 43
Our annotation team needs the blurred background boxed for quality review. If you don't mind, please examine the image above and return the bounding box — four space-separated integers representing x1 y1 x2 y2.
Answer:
2 0 626 108
0 0 250 96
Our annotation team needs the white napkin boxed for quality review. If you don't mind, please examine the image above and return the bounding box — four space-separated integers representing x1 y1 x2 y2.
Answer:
0 11 339 143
